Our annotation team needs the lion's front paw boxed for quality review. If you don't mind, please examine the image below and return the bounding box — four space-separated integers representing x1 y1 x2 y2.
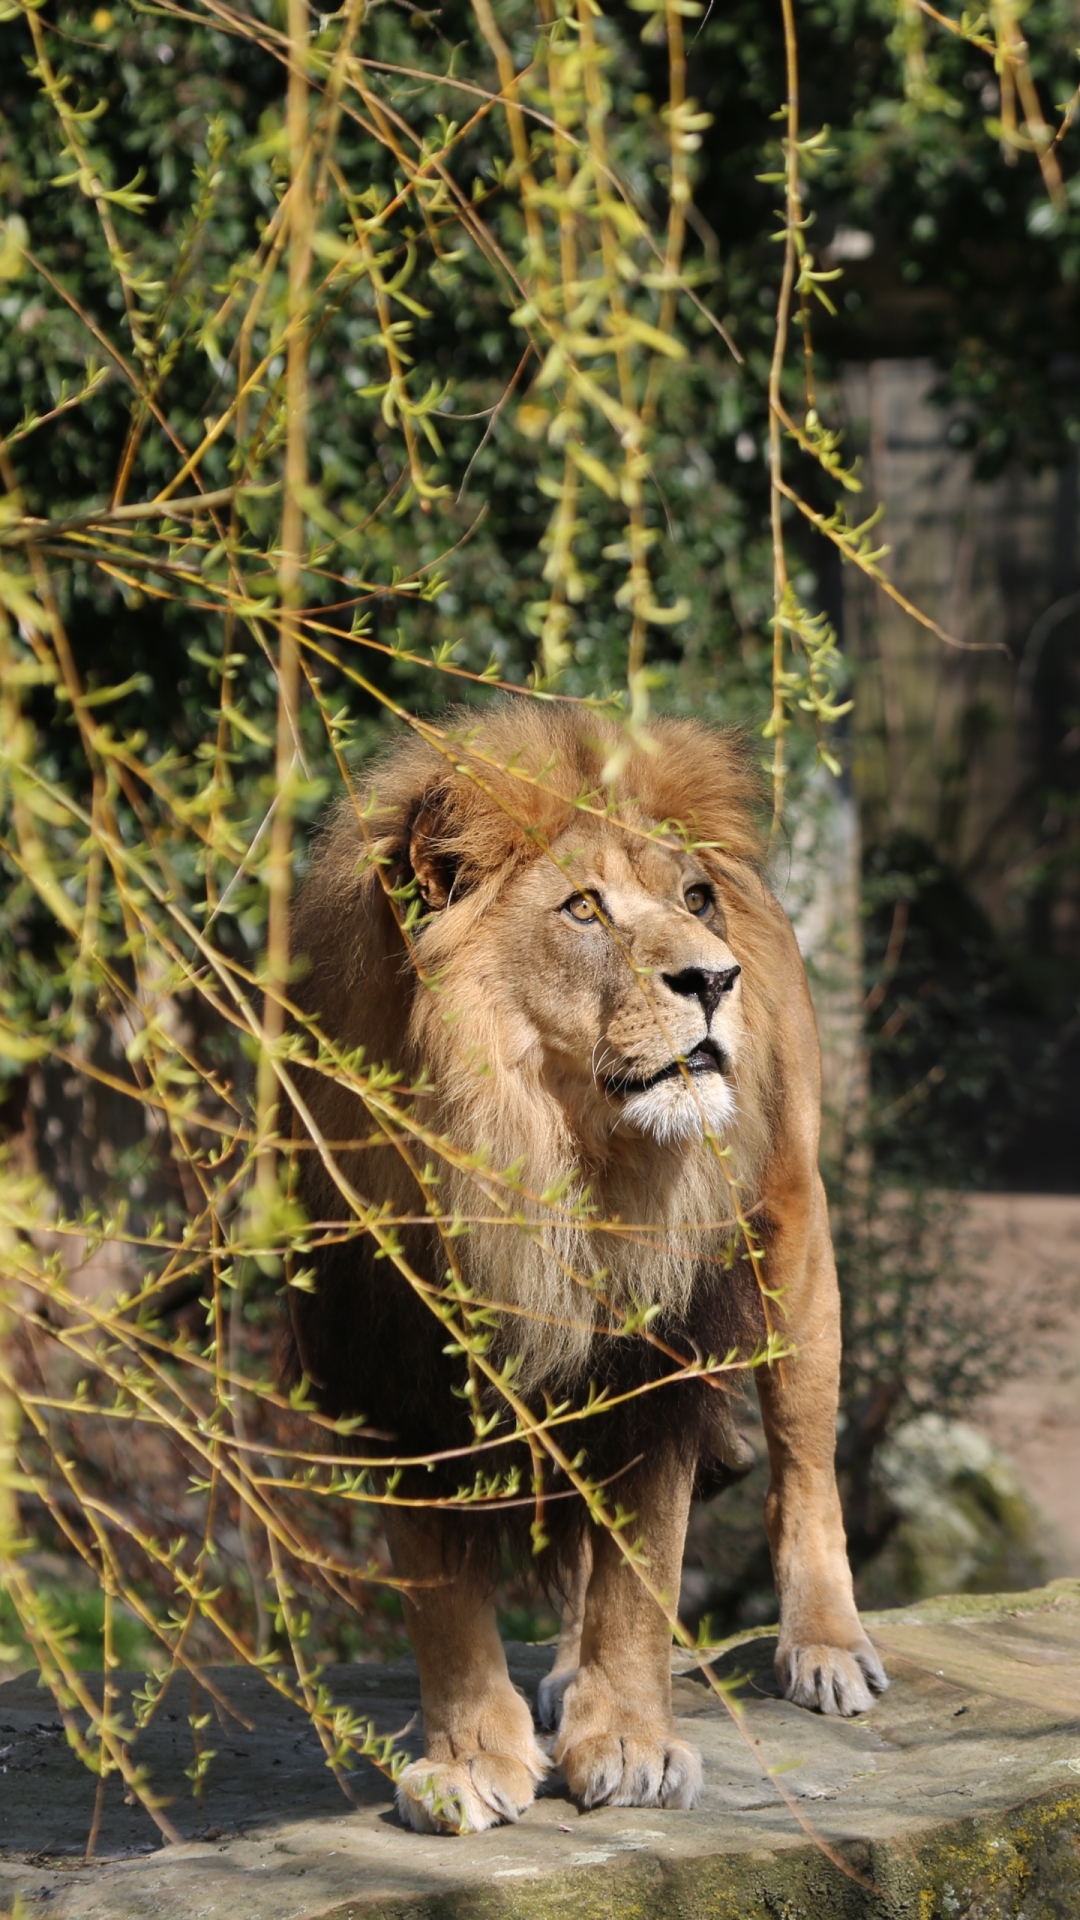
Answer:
776 1637 889 1716
396 1750 543 1834
560 1732 703 1811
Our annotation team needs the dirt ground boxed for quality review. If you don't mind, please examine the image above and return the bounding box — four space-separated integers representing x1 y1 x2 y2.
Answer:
967 1193 1080 1573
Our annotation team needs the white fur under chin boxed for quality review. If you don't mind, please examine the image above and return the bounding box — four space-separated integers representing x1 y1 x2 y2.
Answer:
620 1073 737 1146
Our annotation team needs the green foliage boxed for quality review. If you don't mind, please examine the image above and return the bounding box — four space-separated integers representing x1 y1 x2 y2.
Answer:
686 0 1080 471
0 1575 155 1673
0 0 1075 1846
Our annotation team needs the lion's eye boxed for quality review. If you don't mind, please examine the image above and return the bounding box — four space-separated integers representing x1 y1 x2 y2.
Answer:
564 893 600 923
685 884 711 916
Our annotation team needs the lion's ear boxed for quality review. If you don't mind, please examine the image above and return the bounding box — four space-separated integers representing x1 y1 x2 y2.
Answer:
407 797 458 909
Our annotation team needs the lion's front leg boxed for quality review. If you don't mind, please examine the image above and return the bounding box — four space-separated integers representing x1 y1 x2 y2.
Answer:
553 1455 702 1811
756 1177 888 1716
386 1510 548 1834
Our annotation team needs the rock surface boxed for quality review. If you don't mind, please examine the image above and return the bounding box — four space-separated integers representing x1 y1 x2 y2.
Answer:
861 1411 1050 1605
4 1582 1080 1917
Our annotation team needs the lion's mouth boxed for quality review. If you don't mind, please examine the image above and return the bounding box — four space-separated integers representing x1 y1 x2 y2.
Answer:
606 1037 729 1098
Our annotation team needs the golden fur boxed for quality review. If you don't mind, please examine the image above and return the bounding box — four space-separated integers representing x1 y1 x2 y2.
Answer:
284 701 888 1834
290 703 776 1384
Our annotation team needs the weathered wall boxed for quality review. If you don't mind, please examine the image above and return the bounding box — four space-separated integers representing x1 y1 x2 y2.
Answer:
840 359 1080 946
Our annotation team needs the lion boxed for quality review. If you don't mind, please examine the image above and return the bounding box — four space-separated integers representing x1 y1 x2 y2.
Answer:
282 700 887 1834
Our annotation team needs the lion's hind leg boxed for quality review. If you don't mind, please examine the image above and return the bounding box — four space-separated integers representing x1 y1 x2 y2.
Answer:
537 1532 592 1732
386 1511 548 1834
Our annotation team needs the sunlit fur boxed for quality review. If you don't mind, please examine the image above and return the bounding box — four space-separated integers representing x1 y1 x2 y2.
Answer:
288 704 887 1792
288 702 785 1390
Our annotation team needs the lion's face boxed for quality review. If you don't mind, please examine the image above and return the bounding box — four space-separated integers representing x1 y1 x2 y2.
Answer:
417 819 746 1152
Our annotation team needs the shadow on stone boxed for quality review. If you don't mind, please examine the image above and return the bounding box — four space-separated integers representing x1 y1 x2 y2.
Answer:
5 1588 1080 1917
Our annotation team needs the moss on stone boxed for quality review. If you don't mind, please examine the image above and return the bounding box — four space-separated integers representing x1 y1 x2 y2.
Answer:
313 1784 1080 1920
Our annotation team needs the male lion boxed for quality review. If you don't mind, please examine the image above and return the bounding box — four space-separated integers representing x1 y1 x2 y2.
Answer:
283 701 886 1834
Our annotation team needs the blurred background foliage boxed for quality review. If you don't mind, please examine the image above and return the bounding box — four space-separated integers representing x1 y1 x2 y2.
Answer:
2 0 1078 1198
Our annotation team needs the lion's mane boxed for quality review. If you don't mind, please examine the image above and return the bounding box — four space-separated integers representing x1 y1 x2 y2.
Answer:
283 704 793 1535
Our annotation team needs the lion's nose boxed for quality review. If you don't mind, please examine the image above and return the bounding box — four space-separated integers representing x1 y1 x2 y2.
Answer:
662 964 741 1027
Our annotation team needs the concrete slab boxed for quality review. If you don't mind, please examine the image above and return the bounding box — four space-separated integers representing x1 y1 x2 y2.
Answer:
5 1583 1080 1918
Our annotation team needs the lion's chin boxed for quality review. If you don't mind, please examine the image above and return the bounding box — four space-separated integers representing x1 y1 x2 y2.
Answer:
618 1074 737 1146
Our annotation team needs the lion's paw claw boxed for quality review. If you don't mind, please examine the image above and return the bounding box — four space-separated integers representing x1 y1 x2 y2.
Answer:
777 1639 889 1717
561 1733 703 1811
395 1752 542 1834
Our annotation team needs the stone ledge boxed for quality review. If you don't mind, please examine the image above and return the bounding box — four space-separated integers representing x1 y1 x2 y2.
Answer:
3 1581 1080 1919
